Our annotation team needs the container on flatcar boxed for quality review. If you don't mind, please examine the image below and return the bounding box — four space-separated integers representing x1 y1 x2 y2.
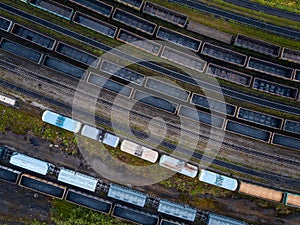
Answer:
9 153 53 175
57 168 98 192
120 140 159 163
199 169 238 191
81 125 119 148
42 110 82 133
159 155 198 178
238 182 283 202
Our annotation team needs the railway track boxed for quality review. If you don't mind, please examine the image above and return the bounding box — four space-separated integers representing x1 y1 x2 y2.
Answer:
1 58 299 167
1 2 300 117
224 0 300 22
171 0 300 40
0 58 300 190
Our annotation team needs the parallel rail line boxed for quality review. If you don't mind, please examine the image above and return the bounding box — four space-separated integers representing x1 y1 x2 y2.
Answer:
1 2 300 117
0 58 300 190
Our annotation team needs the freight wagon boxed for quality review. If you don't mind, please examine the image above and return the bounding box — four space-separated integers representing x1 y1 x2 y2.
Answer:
199 169 238 191
42 110 82 133
159 155 198 178
120 140 159 163
81 125 120 148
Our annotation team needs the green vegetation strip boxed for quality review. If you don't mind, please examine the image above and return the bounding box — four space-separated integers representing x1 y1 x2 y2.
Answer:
150 0 300 51
198 0 300 30
252 0 300 14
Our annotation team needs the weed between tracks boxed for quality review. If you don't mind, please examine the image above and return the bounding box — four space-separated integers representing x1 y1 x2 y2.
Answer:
252 0 300 14
150 0 300 51
198 0 300 30
50 199 131 225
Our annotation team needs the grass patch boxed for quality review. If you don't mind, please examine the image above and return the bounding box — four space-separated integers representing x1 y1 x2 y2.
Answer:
0 103 78 154
160 173 232 198
51 199 131 225
252 0 300 14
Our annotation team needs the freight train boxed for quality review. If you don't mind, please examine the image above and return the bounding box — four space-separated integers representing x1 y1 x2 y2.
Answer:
40 110 300 209
1 1 297 210
0 2 299 150
15 0 300 85
1 1 299 150
0 146 199 224
42 110 120 148
1 142 300 214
